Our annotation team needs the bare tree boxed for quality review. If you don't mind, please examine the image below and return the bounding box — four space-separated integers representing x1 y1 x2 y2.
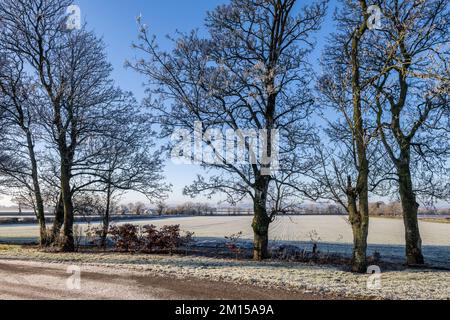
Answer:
155 202 167 216
0 0 147 252
319 0 449 267
71 95 170 246
129 0 327 260
0 52 49 245
317 0 388 272
370 0 449 265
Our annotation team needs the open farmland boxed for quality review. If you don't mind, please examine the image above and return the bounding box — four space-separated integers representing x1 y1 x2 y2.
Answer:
1 216 449 267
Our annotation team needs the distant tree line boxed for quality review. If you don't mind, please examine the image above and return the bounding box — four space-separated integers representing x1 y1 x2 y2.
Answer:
369 202 450 217
153 202 347 216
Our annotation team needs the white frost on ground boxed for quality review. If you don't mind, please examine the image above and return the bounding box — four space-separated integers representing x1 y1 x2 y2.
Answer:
1 216 449 267
2 216 449 245
0 247 448 300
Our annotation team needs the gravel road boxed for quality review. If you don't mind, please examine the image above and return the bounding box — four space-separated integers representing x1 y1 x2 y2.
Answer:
0 260 338 300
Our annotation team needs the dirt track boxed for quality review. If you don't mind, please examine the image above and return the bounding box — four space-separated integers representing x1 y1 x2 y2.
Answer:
0 260 340 300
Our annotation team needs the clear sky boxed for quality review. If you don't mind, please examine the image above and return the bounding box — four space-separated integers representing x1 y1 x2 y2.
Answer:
74 0 233 205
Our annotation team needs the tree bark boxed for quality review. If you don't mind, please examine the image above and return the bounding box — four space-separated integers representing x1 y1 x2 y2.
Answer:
25 130 47 246
49 194 64 244
347 177 369 273
397 158 424 265
101 183 112 248
61 160 75 252
252 202 270 261
252 178 271 261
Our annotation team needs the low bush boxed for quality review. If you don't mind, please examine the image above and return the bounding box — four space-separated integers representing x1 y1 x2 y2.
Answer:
109 224 141 252
141 224 159 252
85 224 105 247
109 223 194 254
225 232 243 260
158 225 181 254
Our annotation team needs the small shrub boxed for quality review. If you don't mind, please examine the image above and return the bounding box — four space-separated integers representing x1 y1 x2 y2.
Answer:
180 231 195 246
273 245 304 261
85 224 104 248
225 232 243 260
109 224 141 252
158 225 181 254
107 224 194 254
141 224 160 252
307 230 321 254
372 251 382 263
180 231 195 255
141 224 194 254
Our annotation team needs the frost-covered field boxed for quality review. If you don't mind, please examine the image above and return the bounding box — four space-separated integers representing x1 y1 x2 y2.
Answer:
1 216 449 266
2 215 450 244
0 247 448 300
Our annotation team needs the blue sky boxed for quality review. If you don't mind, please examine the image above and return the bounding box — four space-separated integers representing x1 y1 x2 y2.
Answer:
76 0 241 205
65 0 337 206
76 0 233 100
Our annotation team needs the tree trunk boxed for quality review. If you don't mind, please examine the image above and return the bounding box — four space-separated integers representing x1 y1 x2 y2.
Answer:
32 179 47 247
347 178 369 273
25 130 47 246
347 6 370 274
252 180 270 261
101 184 112 248
398 160 424 265
61 162 75 252
252 204 270 261
37 213 47 247
50 194 64 244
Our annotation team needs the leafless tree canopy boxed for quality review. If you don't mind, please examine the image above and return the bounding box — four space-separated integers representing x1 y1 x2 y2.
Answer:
0 0 168 250
129 0 328 260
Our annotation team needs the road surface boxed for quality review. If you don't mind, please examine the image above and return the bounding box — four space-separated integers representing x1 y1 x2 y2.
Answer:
0 260 339 300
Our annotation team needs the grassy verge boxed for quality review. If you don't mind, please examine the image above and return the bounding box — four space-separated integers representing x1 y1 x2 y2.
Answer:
0 244 448 300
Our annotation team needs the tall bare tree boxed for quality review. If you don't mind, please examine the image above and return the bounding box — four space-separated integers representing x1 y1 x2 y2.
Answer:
0 0 141 251
317 0 382 272
0 52 49 245
71 95 170 246
370 0 449 265
129 0 328 260
315 0 396 272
